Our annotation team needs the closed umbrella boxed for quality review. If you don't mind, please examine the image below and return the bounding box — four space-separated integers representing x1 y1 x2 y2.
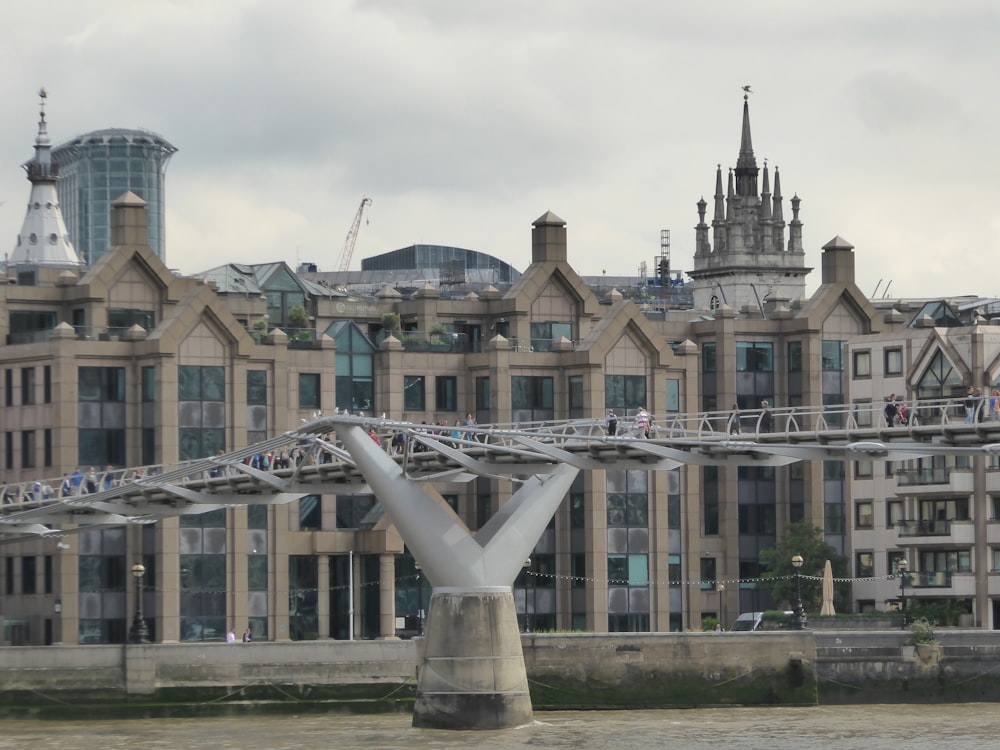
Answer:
820 559 836 616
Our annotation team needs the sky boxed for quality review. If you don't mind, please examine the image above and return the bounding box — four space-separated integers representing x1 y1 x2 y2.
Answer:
0 1 998 301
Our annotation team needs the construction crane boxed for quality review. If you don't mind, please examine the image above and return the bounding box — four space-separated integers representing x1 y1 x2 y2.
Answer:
337 196 372 273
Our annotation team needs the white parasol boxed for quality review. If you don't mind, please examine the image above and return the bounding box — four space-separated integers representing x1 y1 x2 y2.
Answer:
820 559 836 616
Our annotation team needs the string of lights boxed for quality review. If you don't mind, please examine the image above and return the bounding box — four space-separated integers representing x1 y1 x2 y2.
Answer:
38 571 900 598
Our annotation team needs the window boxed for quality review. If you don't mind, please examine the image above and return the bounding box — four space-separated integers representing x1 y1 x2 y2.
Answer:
916 350 961 399
885 348 903 376
822 340 845 371
825 502 845 534
854 459 873 478
289 555 318 641
736 342 773 372
853 351 871 379
107 308 154 333
703 466 719 535
43 366 51 403
336 494 377 529
142 366 156 402
702 342 716 373
512 376 554 421
4 369 11 406
855 500 874 529
79 367 127 467
855 551 874 578
435 376 457 411
298 373 320 410
404 375 426 411
700 557 717 590
21 431 35 469
21 555 36 595
475 377 490 411
329 322 375 413
178 366 225 462
886 500 904 529
247 370 268 446
665 379 680 412
180 509 227 642
568 375 583 419
787 341 802 373
20 367 35 405
605 375 646 412
247 370 268 405
530 321 572 351
299 495 321 531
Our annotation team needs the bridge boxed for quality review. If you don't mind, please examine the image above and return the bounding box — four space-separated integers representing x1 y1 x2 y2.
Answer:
3 396 999 728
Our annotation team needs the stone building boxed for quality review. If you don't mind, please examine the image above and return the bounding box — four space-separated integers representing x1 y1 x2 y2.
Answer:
3 95 1000 646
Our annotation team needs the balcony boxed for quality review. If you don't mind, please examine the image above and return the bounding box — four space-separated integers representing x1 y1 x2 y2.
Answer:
389 330 472 353
897 518 975 545
908 570 953 588
895 467 950 487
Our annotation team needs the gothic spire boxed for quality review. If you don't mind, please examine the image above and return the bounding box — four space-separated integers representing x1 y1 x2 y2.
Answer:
734 93 759 198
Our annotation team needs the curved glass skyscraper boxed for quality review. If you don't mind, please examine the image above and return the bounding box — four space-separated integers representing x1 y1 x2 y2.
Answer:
51 128 177 265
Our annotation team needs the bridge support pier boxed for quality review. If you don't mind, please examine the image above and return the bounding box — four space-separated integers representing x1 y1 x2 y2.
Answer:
413 588 530 729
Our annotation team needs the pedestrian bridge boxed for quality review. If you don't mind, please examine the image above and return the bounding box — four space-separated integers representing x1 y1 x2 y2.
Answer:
4 396 999 728
1 396 998 544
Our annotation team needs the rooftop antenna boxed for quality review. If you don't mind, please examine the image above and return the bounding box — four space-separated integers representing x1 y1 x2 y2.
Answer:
882 280 893 299
871 279 883 298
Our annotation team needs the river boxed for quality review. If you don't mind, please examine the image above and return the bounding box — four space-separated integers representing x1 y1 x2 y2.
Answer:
1 704 996 749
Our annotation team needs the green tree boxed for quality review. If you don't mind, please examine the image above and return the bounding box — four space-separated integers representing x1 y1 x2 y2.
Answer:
759 522 847 613
288 304 309 330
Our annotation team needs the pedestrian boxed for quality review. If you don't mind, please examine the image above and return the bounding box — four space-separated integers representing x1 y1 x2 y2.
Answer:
634 407 650 438
85 466 98 494
60 473 73 498
242 627 252 643
70 467 84 493
463 413 477 441
884 394 898 427
727 403 741 435
965 386 975 423
605 409 618 436
759 401 773 433
226 628 237 644
975 388 986 423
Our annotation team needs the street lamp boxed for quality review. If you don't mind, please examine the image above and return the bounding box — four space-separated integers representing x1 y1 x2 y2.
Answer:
716 582 726 629
897 558 909 630
791 555 806 630
128 563 150 644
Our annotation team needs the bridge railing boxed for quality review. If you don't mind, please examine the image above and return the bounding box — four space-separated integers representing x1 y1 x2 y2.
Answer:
3 396 998 523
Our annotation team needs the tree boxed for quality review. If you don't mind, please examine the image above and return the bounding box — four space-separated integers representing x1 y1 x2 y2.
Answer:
759 522 847 613
288 304 309 330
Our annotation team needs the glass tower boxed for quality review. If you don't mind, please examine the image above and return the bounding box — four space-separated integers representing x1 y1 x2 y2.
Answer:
50 129 177 266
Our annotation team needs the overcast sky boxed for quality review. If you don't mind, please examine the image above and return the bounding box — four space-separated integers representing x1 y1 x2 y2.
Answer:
0 1 997 301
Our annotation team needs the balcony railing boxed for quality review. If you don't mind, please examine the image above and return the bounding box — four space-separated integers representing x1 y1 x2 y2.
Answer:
908 570 954 588
897 518 952 537
384 330 472 353
895 467 952 486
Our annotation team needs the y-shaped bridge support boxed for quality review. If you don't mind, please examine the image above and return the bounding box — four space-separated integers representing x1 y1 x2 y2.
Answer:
337 424 578 729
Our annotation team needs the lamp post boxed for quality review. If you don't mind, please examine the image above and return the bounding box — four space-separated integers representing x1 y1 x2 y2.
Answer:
791 555 805 630
716 582 726 629
897 558 908 630
128 563 150 644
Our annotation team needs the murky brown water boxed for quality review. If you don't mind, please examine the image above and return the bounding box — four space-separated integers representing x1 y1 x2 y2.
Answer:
1 704 997 749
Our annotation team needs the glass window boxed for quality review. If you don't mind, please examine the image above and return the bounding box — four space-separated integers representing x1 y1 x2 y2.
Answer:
853 350 871 379
822 340 845 371
475 377 490 411
247 370 267 405
855 551 874 578
885 348 903 376
665 379 680 412
604 375 646 411
435 376 457 411
700 557 716 590
787 341 802 373
855 500 874 528
702 342 716 373
404 375 425 411
736 342 773 372
298 373 320 410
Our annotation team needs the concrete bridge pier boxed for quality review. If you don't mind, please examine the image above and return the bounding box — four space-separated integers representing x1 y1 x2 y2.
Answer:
413 587 530 729
335 422 578 730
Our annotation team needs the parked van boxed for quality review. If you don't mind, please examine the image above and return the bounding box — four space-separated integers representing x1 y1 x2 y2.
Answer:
729 611 794 631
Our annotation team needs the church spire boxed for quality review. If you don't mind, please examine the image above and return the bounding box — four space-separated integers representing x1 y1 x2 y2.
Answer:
10 88 82 267
734 92 758 198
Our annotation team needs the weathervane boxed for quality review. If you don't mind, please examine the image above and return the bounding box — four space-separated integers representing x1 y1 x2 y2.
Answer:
742 84 752 100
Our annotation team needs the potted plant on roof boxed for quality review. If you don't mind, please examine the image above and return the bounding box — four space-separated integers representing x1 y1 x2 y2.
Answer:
429 322 448 348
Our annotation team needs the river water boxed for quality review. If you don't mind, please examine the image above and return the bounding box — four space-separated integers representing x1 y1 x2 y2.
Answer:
1 704 996 749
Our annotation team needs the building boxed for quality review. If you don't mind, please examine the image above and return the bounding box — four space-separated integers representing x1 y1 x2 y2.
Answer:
49 123 176 266
3 95 1000 646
